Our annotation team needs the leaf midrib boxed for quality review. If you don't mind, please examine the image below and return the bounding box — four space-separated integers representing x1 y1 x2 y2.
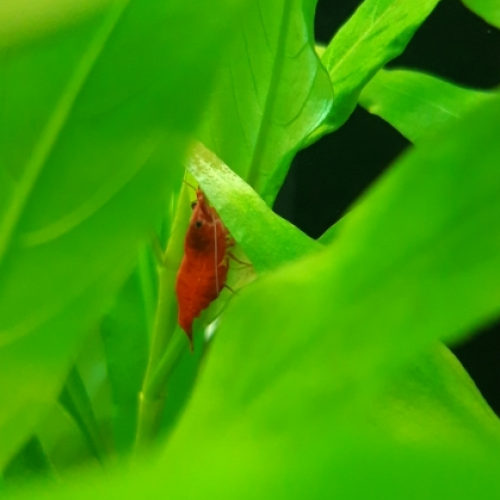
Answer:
246 0 293 189
0 0 130 268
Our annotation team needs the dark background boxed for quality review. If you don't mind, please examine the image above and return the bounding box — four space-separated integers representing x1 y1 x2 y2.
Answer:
273 0 500 415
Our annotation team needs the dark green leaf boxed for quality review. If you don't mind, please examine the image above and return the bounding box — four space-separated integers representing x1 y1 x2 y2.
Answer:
59 367 107 462
360 69 495 142
197 0 333 205
3 438 54 485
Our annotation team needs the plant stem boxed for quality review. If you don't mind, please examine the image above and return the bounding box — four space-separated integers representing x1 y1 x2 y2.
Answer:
146 327 188 401
134 185 192 451
135 329 187 448
138 243 157 340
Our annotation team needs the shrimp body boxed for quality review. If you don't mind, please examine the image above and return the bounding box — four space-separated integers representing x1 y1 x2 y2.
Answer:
175 189 233 346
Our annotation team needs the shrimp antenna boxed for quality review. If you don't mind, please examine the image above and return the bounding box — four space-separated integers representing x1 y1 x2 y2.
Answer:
211 209 219 295
183 179 197 192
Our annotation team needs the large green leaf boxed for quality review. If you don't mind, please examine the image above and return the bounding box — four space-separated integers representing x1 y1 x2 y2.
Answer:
196 0 333 205
462 0 500 28
0 0 246 469
367 344 500 448
186 143 321 273
141 80 500 498
3 426 500 499
176 93 500 437
5 78 500 500
360 69 495 142
185 140 500 443
316 0 440 136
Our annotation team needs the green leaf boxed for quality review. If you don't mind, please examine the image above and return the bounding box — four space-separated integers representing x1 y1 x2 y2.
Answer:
178 93 500 435
4 437 500 500
6 348 500 499
158 333 206 439
36 401 97 473
3 437 54 485
317 0 441 135
359 69 495 142
100 268 149 454
462 0 500 28
6 94 500 495
317 213 349 245
0 0 247 469
197 0 333 205
139 94 500 495
368 344 500 448
0 0 114 49
59 367 107 462
186 143 321 273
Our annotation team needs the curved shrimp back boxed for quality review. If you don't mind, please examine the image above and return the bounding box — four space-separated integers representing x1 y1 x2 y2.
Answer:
175 188 234 348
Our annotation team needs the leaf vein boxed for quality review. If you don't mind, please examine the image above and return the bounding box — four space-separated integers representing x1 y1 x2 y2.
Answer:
0 0 130 267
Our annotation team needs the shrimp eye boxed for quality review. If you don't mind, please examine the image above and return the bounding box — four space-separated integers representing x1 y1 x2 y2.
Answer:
195 220 203 228
191 200 197 209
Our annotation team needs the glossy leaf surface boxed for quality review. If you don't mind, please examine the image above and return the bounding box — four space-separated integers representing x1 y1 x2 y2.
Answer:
318 0 440 134
360 69 495 142
197 0 333 204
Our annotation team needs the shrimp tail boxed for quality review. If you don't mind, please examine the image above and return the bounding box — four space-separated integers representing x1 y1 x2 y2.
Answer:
178 315 194 352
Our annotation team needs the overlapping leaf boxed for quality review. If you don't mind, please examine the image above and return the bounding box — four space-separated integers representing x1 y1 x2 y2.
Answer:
5 57 500 500
315 0 440 137
2 0 500 497
186 142 320 273
0 0 247 469
178 93 500 434
197 0 333 205
155 88 500 495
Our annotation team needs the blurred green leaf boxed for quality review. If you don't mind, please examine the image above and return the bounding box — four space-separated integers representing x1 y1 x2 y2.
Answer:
462 0 500 28
360 69 495 142
36 401 97 473
59 367 107 461
3 432 500 500
197 0 333 205
316 0 440 137
0 0 247 469
368 343 500 448
318 213 349 245
3 438 54 485
186 143 321 273
158 332 206 440
5 82 500 500
140 91 500 497
0 0 113 49
100 268 149 454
